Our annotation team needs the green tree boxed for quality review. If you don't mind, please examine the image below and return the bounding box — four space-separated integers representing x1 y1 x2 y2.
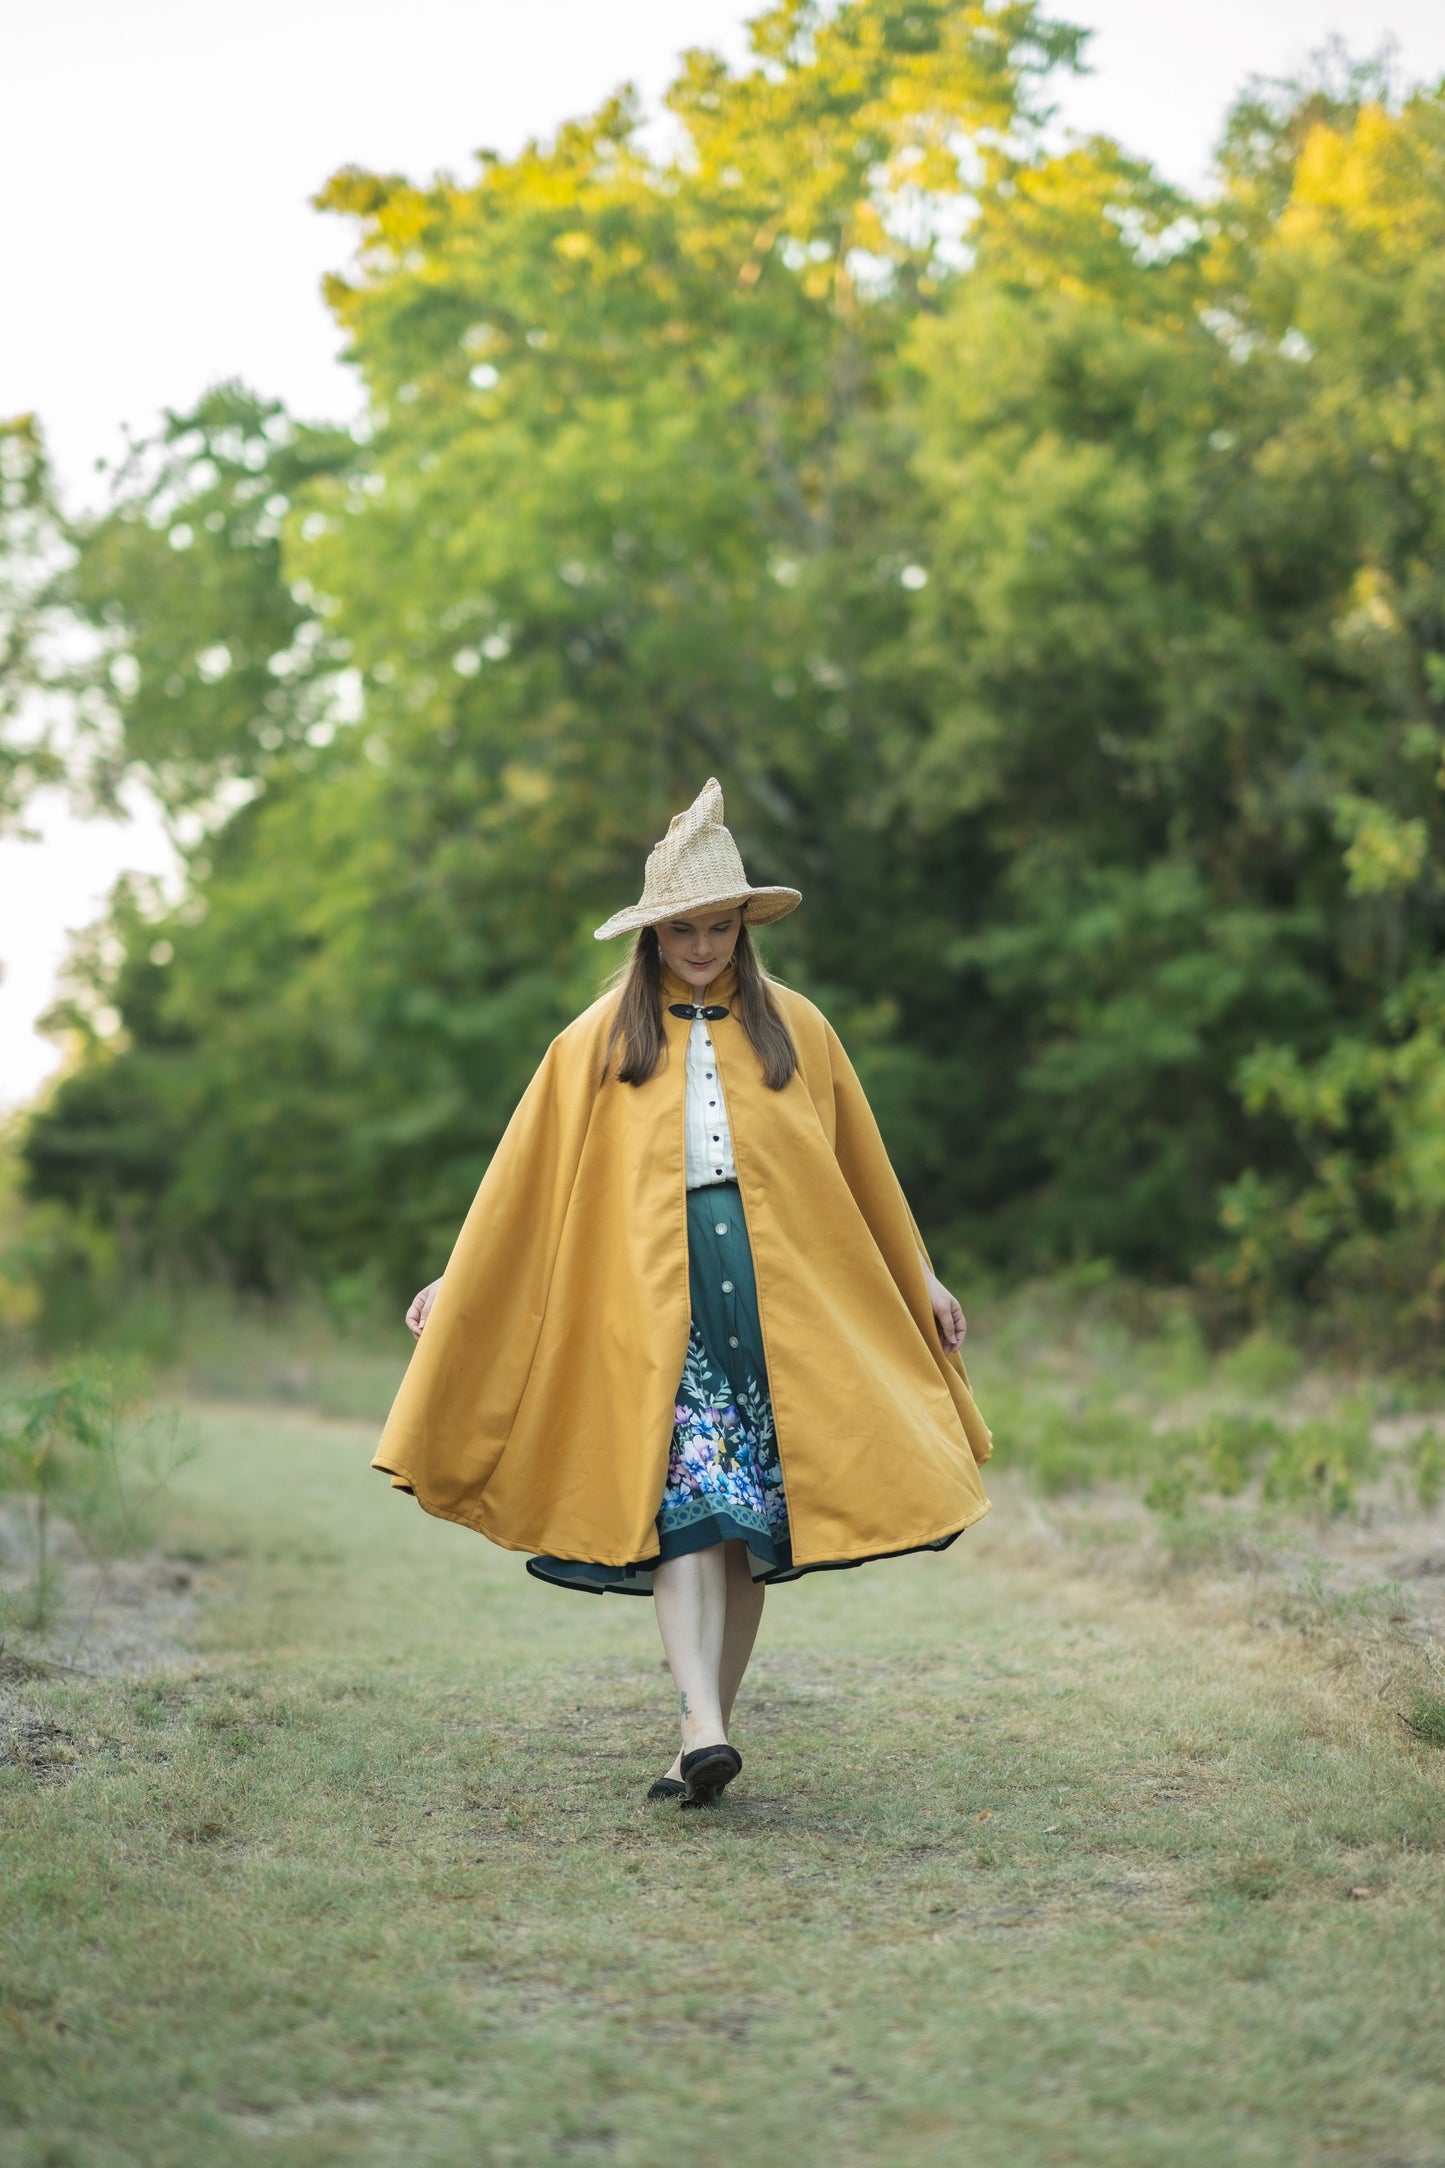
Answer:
0 416 65 831
14 9 1445 1362
1205 73 1445 1349
23 0 1090 1295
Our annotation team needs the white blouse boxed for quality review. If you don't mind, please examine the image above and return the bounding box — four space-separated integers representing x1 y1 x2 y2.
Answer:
683 1014 736 1188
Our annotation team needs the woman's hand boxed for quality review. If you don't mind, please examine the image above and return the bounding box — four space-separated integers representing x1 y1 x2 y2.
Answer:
406 1278 443 1340
923 1266 966 1354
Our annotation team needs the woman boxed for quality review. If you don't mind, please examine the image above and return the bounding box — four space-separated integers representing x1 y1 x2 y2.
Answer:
374 778 992 1807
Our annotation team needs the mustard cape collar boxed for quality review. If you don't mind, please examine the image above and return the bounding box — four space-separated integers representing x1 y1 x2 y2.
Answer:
373 963 992 1571
660 956 737 1018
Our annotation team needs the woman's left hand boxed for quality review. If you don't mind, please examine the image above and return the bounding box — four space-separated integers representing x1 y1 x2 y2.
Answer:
924 1270 966 1354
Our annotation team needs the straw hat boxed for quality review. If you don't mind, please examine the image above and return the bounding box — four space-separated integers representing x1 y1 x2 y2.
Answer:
593 777 802 941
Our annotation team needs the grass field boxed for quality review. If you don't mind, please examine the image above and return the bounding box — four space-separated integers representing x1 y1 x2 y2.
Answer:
3 1392 1445 2167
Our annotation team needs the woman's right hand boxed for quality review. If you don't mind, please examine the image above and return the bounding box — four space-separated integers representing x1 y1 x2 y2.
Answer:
406 1279 443 1340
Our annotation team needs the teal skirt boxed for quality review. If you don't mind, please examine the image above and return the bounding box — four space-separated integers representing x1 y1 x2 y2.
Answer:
527 1182 794 1595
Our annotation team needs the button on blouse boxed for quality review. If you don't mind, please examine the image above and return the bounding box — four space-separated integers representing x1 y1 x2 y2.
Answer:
684 1015 737 1188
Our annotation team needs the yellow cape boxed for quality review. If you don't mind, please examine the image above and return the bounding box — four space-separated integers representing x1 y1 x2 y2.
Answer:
373 959 992 1571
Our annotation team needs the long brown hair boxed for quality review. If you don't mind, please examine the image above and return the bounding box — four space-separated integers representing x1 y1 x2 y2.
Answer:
599 916 798 1091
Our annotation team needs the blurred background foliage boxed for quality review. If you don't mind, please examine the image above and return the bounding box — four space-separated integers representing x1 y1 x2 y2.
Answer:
4 0 1445 1367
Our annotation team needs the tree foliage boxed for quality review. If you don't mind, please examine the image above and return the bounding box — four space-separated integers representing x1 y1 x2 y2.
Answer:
0 417 66 831
12 3 1445 1355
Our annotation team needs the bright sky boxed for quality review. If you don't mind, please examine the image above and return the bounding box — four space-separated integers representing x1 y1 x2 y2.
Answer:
4 0 1444 1110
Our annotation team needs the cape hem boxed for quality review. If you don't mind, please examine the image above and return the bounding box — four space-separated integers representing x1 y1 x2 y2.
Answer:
371 1455 991 1577
524 1515 983 1595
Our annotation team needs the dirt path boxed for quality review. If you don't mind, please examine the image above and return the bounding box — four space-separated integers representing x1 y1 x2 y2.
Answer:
2 1402 1443 2168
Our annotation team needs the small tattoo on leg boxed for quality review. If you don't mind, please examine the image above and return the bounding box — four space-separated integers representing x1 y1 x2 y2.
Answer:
679 1692 691 1717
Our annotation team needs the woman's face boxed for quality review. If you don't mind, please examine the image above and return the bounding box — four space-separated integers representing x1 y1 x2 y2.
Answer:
653 907 744 991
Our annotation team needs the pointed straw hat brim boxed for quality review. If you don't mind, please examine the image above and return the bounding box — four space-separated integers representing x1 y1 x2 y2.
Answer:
593 883 802 941
592 775 802 940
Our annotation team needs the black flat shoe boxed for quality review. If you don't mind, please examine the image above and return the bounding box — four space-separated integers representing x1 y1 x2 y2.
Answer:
646 1777 685 1801
680 1743 742 1808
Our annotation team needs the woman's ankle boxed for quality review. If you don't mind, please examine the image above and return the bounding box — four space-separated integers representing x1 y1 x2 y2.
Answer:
679 1701 727 1752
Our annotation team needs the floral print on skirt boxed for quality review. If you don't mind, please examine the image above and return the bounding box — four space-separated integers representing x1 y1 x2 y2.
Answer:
656 1319 790 1564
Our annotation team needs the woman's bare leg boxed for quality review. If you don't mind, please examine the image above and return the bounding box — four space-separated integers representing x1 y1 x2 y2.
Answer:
653 1540 766 1780
720 1540 765 1726
652 1545 729 1755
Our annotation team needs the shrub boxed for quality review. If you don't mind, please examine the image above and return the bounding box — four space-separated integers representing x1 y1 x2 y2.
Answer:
989 1384 1159 1497
1408 1429 1445 1514
1144 1405 1377 1524
1259 1405 1376 1520
0 1358 190 1632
